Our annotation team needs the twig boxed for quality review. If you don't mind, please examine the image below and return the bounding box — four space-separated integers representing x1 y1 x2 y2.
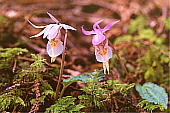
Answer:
56 30 68 99
109 41 129 76
12 59 17 73
29 80 41 113
12 105 18 113
3 81 34 92
113 98 119 112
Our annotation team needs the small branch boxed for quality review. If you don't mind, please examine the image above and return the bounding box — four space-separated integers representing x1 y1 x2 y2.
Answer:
109 41 129 76
3 82 34 92
12 105 18 113
56 30 68 99
12 59 17 73
29 80 41 113
59 84 71 98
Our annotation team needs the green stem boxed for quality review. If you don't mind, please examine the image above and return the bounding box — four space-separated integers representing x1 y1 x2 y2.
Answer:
56 30 68 99
109 41 129 76
59 84 71 98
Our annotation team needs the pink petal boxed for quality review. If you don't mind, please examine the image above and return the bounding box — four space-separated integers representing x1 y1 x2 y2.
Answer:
43 24 53 39
28 20 46 28
93 19 104 31
92 34 106 45
47 40 64 57
102 20 120 32
47 24 61 40
95 46 112 62
47 12 59 24
30 29 46 38
60 24 76 30
81 25 95 35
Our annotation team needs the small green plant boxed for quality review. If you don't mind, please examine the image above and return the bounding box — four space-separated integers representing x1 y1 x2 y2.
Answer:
45 96 85 113
136 82 168 110
79 78 110 110
138 48 170 87
138 100 165 112
0 49 56 112
107 80 135 96
0 48 28 69
0 92 25 111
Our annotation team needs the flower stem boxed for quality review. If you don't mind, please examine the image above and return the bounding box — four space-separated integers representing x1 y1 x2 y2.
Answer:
56 30 68 99
59 83 71 98
109 41 129 76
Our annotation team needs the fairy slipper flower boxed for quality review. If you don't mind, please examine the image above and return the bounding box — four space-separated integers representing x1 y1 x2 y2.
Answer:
81 19 120 46
94 40 112 74
28 12 76 40
82 19 119 74
28 12 76 62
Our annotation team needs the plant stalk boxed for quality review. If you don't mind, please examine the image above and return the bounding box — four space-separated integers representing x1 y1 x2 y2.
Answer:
56 30 68 99
109 41 129 76
59 84 71 98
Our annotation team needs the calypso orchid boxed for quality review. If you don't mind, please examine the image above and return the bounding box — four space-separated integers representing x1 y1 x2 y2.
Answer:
28 12 76 62
82 19 120 74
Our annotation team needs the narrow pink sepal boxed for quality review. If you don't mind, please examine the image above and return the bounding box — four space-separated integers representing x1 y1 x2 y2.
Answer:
30 29 46 38
93 19 104 31
47 12 59 24
60 24 76 30
28 20 46 28
43 24 53 39
47 25 60 40
102 20 120 32
81 25 95 35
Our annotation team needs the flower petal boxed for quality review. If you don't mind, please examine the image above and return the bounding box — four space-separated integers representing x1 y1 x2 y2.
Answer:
81 25 95 35
93 19 104 31
47 12 59 24
102 20 120 32
43 24 53 39
30 29 46 38
28 20 46 28
95 46 112 62
60 24 76 30
47 40 64 57
47 24 61 40
43 24 54 38
92 34 106 45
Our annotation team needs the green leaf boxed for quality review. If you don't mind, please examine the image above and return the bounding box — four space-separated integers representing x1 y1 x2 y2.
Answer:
63 70 104 85
136 82 168 109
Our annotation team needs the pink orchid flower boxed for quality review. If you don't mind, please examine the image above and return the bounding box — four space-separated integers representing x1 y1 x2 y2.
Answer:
81 19 120 46
82 19 119 74
28 12 76 62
